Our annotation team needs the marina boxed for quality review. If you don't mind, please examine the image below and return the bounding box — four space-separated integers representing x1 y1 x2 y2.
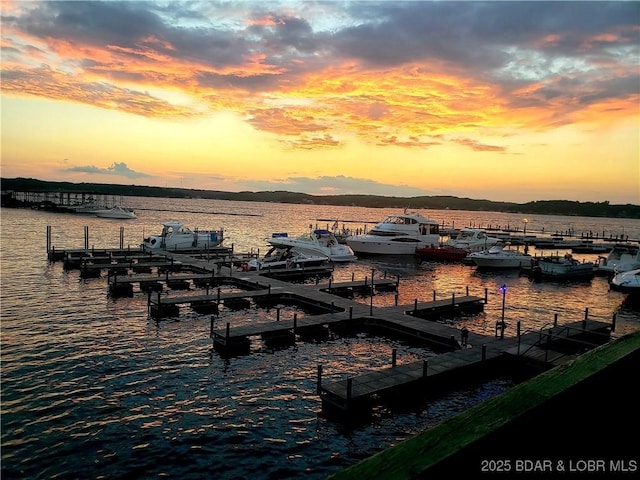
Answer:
2 199 639 480
46 240 617 421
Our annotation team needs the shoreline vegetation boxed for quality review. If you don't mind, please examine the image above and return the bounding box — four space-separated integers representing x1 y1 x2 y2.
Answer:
2 177 639 219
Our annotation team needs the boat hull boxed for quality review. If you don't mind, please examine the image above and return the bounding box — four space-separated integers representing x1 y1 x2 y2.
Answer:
416 245 469 261
346 238 432 255
471 256 533 269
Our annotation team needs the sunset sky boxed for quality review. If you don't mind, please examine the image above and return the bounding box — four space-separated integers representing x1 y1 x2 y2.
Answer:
1 1 639 203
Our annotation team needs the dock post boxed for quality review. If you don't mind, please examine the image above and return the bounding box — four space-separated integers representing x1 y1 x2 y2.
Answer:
316 365 323 394
583 307 588 329
225 323 230 343
369 268 374 315
517 321 521 355
293 313 297 334
392 348 397 367
217 287 221 303
484 288 488 304
277 308 280 321
395 293 398 306
554 313 558 327
433 290 436 301
84 226 89 250
414 299 418 312
120 226 124 249
452 292 455 305
466 285 469 296
422 360 428 378
210 315 214 338
351 272 355 282
612 312 617 332
482 345 487 361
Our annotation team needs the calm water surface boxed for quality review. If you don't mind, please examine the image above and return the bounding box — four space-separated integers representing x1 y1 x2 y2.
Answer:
2 198 639 479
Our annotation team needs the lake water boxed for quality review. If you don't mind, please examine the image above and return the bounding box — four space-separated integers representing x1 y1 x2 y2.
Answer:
2 198 639 479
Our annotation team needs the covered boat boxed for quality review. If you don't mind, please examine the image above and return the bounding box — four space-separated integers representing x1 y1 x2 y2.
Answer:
93 205 136 219
242 246 329 271
142 221 223 251
532 254 595 280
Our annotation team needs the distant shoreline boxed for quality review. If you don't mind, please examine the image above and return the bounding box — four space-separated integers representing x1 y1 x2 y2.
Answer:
2 177 639 219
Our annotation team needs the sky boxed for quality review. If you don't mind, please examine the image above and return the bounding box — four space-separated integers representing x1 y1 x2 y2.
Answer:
1 1 639 204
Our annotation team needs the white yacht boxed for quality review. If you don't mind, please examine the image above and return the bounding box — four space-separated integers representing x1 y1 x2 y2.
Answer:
93 205 137 219
596 243 640 276
345 211 440 255
266 229 357 262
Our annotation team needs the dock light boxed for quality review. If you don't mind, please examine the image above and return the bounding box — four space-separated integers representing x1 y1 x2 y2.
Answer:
523 218 528 236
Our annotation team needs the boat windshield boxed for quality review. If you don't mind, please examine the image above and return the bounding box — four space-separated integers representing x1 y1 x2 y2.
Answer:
384 216 415 225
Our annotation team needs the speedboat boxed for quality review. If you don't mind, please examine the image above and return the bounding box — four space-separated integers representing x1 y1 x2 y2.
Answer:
345 211 440 255
242 246 329 271
93 205 136 219
468 243 533 269
610 268 640 296
532 253 595 280
416 228 502 261
265 229 357 262
596 243 640 276
142 221 223 251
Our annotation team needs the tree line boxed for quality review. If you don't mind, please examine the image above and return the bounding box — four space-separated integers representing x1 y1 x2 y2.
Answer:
2 177 638 219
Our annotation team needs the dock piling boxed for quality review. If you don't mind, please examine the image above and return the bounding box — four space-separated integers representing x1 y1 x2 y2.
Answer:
391 348 397 367
316 365 323 394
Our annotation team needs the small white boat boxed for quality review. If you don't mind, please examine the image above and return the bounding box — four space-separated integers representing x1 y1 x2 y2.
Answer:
242 246 329 271
468 243 533 269
533 254 595 280
266 229 357 262
345 211 440 255
93 205 136 219
142 221 223 251
610 268 640 296
596 243 640 276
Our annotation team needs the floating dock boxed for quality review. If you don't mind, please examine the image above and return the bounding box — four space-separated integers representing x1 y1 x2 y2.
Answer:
47 243 617 421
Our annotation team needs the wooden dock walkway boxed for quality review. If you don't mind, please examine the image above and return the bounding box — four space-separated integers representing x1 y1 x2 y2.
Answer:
318 319 613 414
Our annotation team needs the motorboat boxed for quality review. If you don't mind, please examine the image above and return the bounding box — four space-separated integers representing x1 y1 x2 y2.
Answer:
241 246 330 271
93 205 136 219
532 253 595 280
345 211 440 255
595 243 640 276
142 221 223 251
265 229 357 262
468 243 534 269
416 228 502 261
609 268 640 296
